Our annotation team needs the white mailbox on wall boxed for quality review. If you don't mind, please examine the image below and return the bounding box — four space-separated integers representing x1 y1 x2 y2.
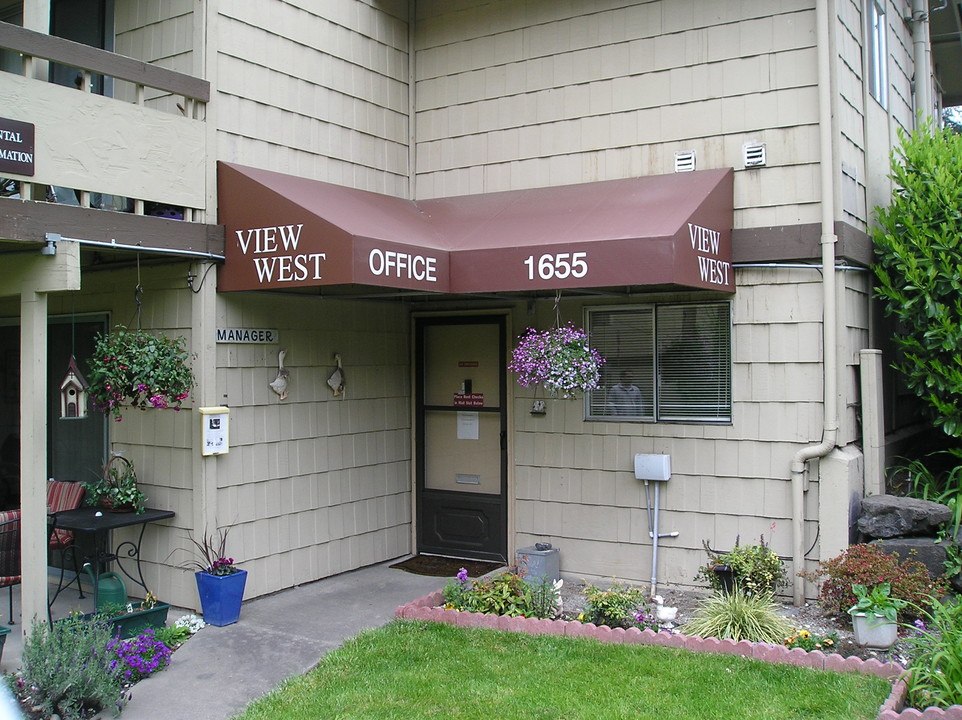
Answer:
200 406 230 456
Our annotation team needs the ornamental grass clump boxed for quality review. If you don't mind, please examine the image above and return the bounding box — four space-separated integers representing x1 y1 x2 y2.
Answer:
508 323 604 398
683 590 793 644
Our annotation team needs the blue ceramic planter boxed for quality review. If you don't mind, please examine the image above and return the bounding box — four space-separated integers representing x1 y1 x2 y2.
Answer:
195 569 247 626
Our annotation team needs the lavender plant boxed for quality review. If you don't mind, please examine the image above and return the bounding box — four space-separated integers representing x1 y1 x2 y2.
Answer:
13 616 129 720
508 323 604 398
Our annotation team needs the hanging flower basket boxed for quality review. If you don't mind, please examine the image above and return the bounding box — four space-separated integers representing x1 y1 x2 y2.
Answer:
508 323 605 398
86 326 195 421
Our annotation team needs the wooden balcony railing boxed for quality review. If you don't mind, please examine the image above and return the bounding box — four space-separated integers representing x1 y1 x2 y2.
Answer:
0 21 209 106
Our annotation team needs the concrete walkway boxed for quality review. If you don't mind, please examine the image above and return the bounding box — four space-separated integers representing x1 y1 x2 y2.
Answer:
3 560 447 720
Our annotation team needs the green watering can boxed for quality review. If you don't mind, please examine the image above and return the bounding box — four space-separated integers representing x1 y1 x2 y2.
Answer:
83 563 128 611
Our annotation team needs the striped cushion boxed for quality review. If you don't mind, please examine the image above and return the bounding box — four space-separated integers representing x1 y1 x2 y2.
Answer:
47 481 85 549
0 509 20 584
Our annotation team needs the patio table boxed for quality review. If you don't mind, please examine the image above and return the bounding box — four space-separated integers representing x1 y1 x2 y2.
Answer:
48 506 175 612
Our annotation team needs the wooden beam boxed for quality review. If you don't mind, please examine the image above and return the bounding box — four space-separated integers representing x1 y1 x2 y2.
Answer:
732 222 873 266
0 198 224 258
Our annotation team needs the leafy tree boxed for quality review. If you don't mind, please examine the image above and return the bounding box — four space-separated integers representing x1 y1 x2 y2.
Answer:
873 121 962 437
943 106 962 135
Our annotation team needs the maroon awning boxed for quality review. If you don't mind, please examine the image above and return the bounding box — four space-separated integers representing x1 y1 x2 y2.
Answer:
217 162 733 294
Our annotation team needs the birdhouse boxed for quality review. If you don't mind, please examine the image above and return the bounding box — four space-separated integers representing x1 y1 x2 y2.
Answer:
59 356 89 419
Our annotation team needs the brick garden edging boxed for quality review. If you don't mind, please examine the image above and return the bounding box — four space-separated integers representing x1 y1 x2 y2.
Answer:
395 590 962 720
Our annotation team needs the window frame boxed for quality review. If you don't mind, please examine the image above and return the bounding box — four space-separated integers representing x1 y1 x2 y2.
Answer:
868 0 889 109
584 301 733 424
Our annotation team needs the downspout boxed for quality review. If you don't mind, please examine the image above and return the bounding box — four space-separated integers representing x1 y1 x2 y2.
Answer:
408 0 417 199
791 0 839 606
910 0 933 119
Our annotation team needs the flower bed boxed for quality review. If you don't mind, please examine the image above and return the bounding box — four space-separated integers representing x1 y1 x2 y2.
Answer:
394 590 961 720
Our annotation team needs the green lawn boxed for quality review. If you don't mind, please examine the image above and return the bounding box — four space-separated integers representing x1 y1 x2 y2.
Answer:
235 621 891 720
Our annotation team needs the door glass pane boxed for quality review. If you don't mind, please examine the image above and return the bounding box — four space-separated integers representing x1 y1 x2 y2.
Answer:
423 410 501 494
47 317 107 485
423 323 500 408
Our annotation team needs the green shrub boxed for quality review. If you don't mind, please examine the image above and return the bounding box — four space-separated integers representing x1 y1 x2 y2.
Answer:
695 537 787 596
802 543 946 621
905 596 962 709
152 623 191 649
443 570 560 619
461 572 535 617
579 582 646 628
683 590 793 644
872 120 962 438
12 615 129 720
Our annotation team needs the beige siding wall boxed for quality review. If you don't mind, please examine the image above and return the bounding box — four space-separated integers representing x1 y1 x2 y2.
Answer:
413 0 822 231
840 268 872 446
114 0 196 113
210 1 411 196
209 294 412 600
0 270 412 609
510 268 828 587
835 0 915 233
24 265 200 606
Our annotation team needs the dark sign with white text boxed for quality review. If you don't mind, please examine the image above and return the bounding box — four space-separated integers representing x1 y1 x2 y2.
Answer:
0 118 35 177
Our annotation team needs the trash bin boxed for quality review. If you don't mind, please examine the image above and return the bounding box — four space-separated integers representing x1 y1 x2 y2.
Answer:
516 545 560 584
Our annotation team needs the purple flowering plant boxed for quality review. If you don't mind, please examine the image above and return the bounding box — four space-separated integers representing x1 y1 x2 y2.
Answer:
87 325 194 421
108 629 172 683
185 526 240 576
632 609 661 632
508 323 604 398
442 567 472 609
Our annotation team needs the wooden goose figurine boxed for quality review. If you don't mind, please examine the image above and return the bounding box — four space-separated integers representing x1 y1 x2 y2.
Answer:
327 353 345 396
269 349 290 400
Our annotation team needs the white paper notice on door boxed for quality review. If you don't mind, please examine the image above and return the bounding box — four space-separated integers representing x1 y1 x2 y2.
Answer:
457 411 479 440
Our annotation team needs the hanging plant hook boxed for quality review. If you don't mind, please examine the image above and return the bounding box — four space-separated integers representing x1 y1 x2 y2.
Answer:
129 253 144 330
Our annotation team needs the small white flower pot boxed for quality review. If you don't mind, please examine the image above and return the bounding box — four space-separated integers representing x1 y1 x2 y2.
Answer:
850 611 898 649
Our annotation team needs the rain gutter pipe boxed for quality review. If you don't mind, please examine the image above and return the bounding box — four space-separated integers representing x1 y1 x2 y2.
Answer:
911 0 932 118
790 0 839 606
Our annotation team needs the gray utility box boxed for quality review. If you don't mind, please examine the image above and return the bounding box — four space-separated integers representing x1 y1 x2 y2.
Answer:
516 545 560 584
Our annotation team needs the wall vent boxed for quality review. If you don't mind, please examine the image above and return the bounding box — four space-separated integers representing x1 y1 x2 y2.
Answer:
743 143 767 167
674 150 696 172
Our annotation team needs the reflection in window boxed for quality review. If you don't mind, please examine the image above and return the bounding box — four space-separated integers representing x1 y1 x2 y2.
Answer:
586 303 732 423
868 0 888 108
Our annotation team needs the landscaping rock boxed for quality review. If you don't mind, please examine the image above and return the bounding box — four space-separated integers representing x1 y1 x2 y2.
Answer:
856 494 952 538
869 536 950 578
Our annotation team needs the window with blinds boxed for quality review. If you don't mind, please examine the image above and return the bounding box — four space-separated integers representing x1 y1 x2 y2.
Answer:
586 303 731 423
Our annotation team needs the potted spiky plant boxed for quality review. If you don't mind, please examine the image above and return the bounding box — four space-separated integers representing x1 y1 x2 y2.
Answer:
185 527 247 626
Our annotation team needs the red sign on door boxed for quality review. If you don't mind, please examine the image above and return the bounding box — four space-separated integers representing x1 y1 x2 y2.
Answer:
453 393 484 407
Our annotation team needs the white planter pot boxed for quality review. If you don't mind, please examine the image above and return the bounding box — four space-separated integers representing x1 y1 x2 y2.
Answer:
850 611 898 649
